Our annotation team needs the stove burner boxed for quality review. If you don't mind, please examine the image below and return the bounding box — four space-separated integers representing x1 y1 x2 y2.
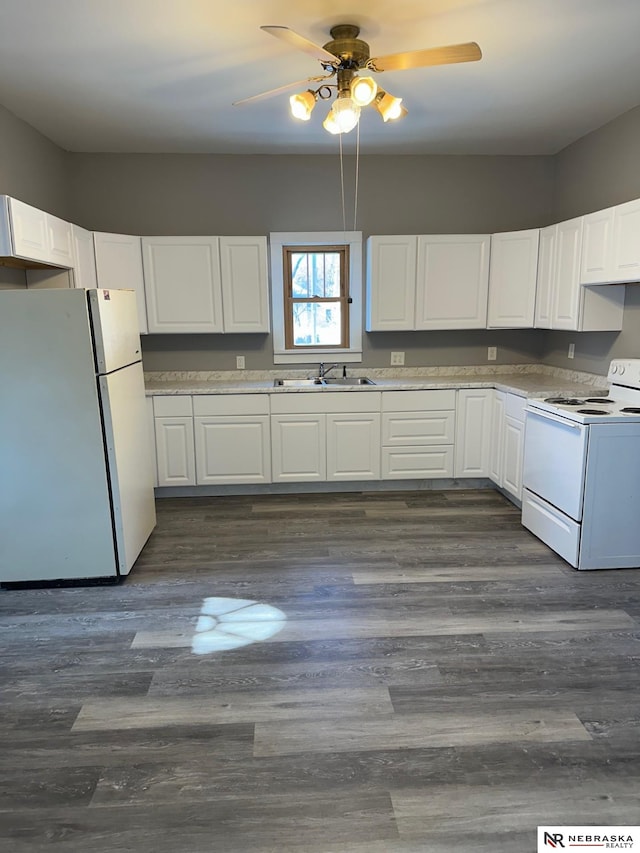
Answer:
621 407 640 414
576 408 608 415
584 397 613 404
543 397 585 405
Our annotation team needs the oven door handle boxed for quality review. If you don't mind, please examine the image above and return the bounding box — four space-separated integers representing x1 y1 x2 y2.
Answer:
526 409 583 430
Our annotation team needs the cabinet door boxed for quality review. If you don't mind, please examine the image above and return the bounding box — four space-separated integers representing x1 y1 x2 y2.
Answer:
454 389 493 477
611 197 640 282
365 235 417 330
194 416 271 484
71 224 98 289
46 214 74 267
271 414 326 482
94 232 148 334
147 397 158 488
487 229 539 328
580 207 614 284
489 390 506 486
534 225 555 329
416 235 490 329
8 197 49 263
502 415 525 501
552 217 583 330
219 236 270 332
142 236 223 333
327 413 381 481
154 416 196 486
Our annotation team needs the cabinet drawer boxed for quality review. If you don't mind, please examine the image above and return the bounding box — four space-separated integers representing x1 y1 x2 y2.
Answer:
270 390 381 415
381 389 456 412
153 395 193 417
505 393 526 421
382 411 455 446
381 446 454 479
521 489 580 567
193 394 269 417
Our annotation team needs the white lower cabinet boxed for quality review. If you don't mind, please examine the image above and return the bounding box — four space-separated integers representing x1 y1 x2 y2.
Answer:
489 390 527 502
454 389 493 477
381 390 456 479
153 396 196 487
193 395 271 484
327 413 381 481
270 392 381 484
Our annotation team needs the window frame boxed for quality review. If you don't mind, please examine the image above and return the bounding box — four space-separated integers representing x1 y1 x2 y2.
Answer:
270 231 363 364
283 244 350 351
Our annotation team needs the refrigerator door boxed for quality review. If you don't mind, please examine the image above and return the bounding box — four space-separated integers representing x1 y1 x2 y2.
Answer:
99 361 156 574
88 288 142 374
0 289 118 582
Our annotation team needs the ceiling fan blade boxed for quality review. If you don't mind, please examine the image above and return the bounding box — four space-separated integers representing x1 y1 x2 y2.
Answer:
261 25 339 65
370 41 482 72
233 78 320 107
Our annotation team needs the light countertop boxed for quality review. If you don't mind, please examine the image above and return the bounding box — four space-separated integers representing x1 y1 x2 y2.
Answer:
145 366 608 400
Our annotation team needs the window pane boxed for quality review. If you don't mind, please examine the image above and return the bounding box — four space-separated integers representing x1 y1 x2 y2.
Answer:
292 302 342 346
290 252 341 298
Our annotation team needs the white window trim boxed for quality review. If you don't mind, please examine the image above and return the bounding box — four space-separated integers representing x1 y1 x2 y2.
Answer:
270 231 363 364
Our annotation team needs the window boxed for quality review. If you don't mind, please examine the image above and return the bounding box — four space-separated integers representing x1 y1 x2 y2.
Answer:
270 232 362 364
283 246 350 350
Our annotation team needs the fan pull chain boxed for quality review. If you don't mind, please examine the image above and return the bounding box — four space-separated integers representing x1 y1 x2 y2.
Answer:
339 132 347 236
353 120 360 231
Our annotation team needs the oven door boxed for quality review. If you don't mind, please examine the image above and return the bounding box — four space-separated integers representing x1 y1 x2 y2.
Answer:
522 408 589 521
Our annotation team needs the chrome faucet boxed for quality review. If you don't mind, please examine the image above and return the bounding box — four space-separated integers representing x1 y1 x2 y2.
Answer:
318 362 339 379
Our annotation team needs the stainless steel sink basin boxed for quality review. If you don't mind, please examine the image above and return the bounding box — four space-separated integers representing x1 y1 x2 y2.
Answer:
274 378 323 387
322 377 376 385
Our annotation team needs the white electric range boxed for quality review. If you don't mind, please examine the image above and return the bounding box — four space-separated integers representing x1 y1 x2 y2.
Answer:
522 359 640 570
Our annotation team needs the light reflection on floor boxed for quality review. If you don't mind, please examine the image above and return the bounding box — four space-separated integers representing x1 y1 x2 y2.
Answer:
191 597 287 655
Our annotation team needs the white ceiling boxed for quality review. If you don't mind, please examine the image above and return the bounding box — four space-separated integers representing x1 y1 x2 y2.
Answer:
1 0 640 156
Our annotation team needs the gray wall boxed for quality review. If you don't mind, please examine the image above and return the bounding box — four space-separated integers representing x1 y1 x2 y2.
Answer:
67 152 553 371
0 104 70 218
2 97 640 376
543 105 640 374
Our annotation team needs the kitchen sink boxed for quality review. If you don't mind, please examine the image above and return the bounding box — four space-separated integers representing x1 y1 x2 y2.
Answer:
322 377 376 385
273 378 323 387
273 377 375 387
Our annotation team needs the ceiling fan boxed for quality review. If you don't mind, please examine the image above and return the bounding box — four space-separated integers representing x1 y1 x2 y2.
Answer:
233 24 482 134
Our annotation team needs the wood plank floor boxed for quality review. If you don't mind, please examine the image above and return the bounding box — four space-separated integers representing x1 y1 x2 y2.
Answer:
2 488 640 852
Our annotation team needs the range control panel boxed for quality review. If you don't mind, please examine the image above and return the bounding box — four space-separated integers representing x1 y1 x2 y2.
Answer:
607 359 640 389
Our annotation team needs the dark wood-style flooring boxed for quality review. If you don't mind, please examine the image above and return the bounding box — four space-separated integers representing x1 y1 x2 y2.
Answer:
2 489 640 852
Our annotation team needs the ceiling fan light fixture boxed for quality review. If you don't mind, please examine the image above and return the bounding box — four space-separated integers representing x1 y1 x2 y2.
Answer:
322 105 341 134
289 89 316 121
332 96 361 133
374 90 405 122
350 75 377 107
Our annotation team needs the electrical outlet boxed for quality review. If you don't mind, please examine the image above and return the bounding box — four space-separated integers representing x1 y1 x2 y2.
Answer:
487 346 497 361
568 343 575 359
390 351 405 366
236 355 246 369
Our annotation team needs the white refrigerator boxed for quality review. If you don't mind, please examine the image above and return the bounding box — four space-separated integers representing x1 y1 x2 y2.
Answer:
0 288 156 585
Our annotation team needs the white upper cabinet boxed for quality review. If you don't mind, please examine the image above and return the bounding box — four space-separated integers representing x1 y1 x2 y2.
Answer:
142 235 269 334
219 236 270 333
580 207 614 285
93 232 148 334
552 216 584 330
71 224 98 290
487 229 539 328
0 197 73 267
416 235 490 329
581 198 640 284
366 235 417 331
611 198 640 282
536 218 624 332
142 236 223 334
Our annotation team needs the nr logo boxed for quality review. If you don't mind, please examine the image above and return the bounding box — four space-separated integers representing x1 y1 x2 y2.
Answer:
544 832 565 848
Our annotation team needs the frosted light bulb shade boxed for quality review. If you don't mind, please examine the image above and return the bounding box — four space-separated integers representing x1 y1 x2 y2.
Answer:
322 107 342 134
332 97 361 133
374 91 405 122
289 90 316 121
350 76 378 107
